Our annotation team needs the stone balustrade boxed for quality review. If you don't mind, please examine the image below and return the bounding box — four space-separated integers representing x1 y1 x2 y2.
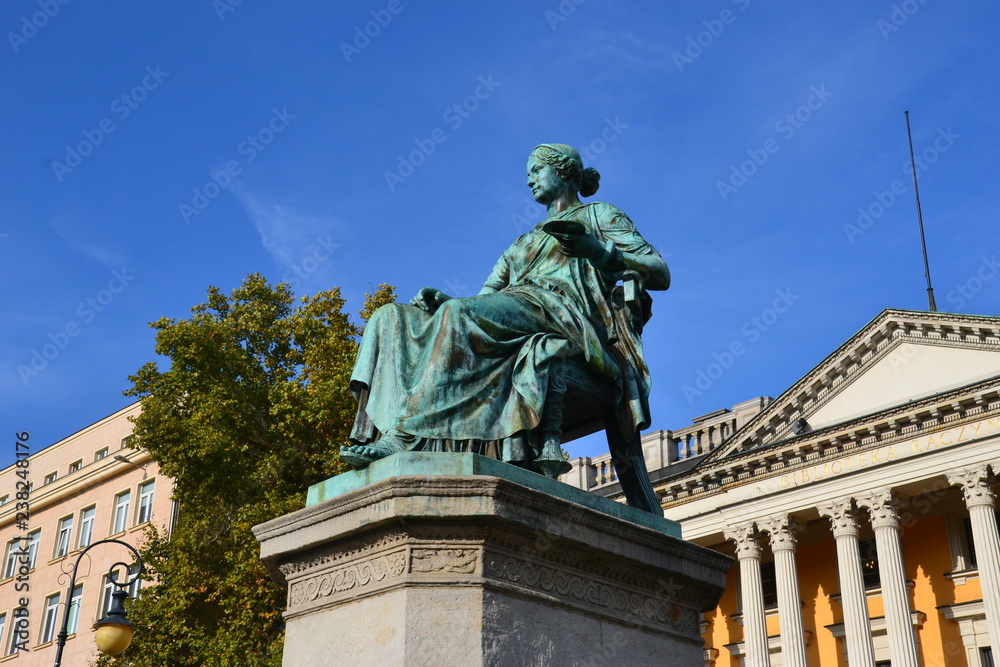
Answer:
562 397 771 493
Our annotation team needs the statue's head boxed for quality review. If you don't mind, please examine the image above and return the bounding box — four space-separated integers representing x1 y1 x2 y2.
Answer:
528 144 601 198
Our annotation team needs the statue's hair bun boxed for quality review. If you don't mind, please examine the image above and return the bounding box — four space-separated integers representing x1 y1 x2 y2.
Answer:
580 167 601 197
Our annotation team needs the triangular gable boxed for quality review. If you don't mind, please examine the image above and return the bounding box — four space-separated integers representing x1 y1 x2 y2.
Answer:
700 309 1000 463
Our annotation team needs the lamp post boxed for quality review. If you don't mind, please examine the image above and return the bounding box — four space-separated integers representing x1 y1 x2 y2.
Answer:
52 538 143 667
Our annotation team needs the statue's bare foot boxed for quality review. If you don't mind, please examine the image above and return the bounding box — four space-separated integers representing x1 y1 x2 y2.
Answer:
340 432 410 469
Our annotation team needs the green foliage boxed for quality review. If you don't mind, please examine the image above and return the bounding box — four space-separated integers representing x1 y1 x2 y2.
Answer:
96 275 395 667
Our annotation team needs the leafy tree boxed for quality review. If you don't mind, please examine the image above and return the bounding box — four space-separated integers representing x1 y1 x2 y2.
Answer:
96 274 394 667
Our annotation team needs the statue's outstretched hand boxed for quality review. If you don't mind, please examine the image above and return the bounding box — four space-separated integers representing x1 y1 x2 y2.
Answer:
410 287 452 314
550 229 605 262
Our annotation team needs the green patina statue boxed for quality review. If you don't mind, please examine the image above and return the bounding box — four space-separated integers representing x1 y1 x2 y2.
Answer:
341 143 670 512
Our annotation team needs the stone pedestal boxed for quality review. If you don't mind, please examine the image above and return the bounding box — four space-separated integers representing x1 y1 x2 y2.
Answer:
254 453 732 666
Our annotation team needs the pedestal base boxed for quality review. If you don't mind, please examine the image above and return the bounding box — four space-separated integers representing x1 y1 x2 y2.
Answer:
254 453 731 666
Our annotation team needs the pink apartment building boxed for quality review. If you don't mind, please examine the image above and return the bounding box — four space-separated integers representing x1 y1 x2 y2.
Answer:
0 403 174 666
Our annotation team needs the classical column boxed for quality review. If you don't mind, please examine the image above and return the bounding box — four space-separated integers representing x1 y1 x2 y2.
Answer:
763 515 807 667
725 522 772 667
859 488 919 666
948 465 1000 652
817 498 876 667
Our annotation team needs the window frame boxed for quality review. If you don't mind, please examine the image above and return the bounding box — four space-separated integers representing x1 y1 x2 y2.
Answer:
859 538 881 590
112 490 131 534
67 583 84 635
39 592 61 644
136 479 155 524
78 506 96 549
54 515 74 558
3 539 22 579
26 529 40 569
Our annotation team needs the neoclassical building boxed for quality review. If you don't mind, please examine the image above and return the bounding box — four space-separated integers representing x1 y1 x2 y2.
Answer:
564 308 1000 666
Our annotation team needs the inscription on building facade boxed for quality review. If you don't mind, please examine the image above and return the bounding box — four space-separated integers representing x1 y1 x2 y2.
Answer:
780 417 1000 489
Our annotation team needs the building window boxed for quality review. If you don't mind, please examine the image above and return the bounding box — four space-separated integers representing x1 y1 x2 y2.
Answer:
0 613 6 656
137 480 155 524
68 459 83 474
26 530 40 569
40 593 60 644
101 566 142 618
113 490 131 533
4 615 16 656
963 512 1000 570
95 447 109 461
761 561 778 609
67 583 83 634
0 495 8 506
859 539 880 589
981 647 995 667
120 435 134 449
3 540 21 578
42 471 57 485
55 516 73 558
78 506 96 548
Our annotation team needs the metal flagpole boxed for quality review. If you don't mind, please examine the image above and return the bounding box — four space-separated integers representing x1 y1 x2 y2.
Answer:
905 110 937 311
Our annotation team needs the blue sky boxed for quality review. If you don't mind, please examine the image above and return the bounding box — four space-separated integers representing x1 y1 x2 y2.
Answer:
2 0 999 469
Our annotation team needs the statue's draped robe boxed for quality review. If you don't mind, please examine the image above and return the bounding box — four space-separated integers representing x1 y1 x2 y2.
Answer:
350 202 662 455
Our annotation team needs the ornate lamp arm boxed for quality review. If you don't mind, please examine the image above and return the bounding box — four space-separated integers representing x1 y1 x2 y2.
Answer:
53 538 143 667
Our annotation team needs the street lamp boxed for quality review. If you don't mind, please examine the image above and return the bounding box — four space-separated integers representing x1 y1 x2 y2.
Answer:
53 538 143 667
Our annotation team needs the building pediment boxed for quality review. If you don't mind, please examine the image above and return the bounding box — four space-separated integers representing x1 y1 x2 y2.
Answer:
701 309 1000 463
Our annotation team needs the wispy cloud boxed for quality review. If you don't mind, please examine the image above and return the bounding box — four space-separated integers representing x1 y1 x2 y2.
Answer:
231 184 345 289
52 218 126 268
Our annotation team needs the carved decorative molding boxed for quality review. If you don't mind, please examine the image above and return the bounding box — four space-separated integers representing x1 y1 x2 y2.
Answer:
411 548 479 574
279 531 408 577
762 515 798 552
712 310 1000 455
288 550 408 607
660 384 1000 508
723 523 761 560
947 465 996 509
817 498 859 538
485 553 700 635
858 488 901 529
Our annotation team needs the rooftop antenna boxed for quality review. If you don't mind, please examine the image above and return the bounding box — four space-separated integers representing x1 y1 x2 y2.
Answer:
904 110 937 311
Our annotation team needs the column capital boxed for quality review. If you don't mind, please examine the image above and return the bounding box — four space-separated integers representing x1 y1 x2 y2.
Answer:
817 497 860 538
724 522 762 560
858 488 901 529
947 465 996 509
762 514 800 552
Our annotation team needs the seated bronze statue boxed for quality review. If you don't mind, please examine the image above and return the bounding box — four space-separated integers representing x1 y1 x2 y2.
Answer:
341 143 670 513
